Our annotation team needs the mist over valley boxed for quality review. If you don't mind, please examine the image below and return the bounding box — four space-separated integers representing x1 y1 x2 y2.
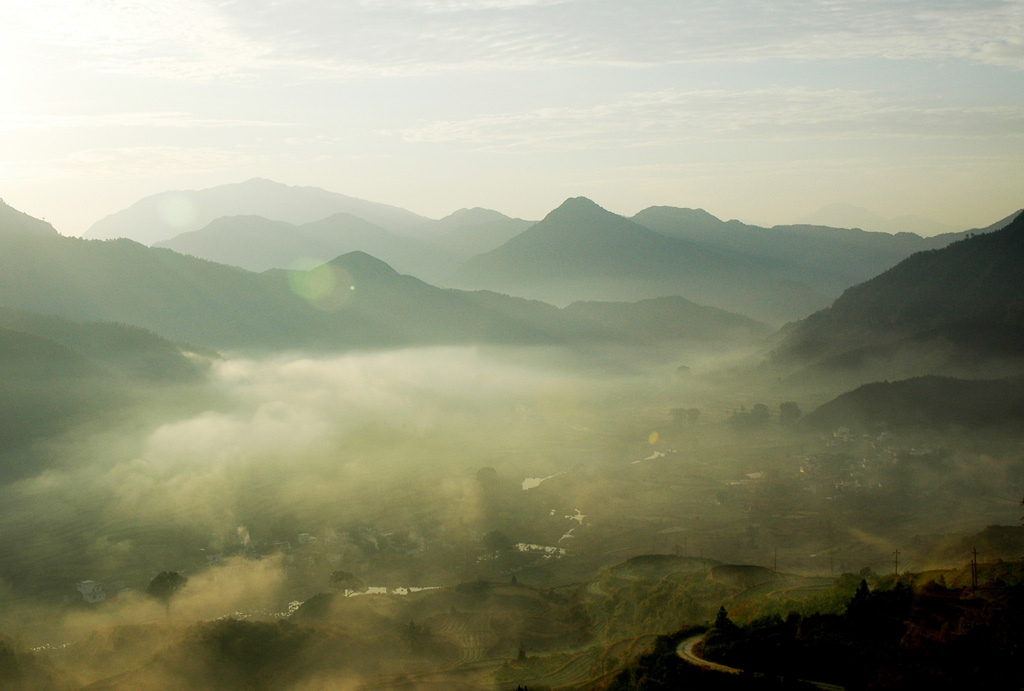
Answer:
2 185 1024 689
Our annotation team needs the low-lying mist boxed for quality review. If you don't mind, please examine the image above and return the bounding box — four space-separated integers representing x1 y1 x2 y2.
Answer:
3 342 1023 690
0 346 701 626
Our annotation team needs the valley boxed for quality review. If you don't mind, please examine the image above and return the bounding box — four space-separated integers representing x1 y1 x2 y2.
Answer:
1 190 1023 690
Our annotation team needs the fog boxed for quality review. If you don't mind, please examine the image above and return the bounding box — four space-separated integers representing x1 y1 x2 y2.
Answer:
2 343 1022 689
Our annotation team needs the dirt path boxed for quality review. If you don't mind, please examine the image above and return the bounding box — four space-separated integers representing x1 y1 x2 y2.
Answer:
676 634 845 691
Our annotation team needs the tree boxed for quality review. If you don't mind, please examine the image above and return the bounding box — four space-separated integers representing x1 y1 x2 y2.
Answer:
329 570 365 593
714 605 735 631
779 401 802 427
146 571 187 613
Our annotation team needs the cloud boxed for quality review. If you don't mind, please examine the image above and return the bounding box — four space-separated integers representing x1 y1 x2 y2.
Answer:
0 112 287 133
59 555 291 640
394 87 1024 151
8 348 597 541
5 0 1022 83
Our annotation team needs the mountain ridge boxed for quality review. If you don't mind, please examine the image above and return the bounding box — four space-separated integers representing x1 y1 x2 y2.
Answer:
774 209 1024 374
453 197 830 324
1 202 764 354
84 178 431 245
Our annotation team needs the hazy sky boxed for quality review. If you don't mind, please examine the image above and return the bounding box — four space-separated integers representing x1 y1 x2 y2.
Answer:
1 0 1022 235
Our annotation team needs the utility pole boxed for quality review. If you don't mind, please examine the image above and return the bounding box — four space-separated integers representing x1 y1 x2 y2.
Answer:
893 549 899 577
773 546 778 574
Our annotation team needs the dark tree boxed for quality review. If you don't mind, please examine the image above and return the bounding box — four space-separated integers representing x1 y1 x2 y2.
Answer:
714 605 735 631
329 570 365 593
779 401 802 427
146 571 187 613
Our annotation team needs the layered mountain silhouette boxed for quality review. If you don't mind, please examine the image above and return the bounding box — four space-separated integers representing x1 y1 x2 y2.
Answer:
155 213 460 282
84 178 430 245
453 197 830 323
0 201 764 354
797 202 955 236
563 297 766 344
774 210 1024 372
91 182 1020 331
630 206 1019 298
425 207 534 258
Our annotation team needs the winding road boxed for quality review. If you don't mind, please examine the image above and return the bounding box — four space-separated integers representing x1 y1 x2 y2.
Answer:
676 634 845 691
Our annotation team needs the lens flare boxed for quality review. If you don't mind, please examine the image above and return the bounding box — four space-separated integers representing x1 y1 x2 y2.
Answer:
287 264 354 311
156 194 198 229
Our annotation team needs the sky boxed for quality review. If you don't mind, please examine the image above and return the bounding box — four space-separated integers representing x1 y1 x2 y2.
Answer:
1 0 1022 236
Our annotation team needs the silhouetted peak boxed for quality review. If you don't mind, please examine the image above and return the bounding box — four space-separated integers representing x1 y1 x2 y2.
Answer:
327 251 400 280
538 197 621 226
441 207 512 227
633 206 724 226
554 196 603 212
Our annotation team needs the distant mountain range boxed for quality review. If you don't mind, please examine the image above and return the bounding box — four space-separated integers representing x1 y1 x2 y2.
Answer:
774 210 1024 373
82 180 1020 327
0 200 766 354
154 213 461 283
423 207 535 258
797 202 955 236
453 197 833 324
153 207 533 284
84 178 431 245
629 206 1014 298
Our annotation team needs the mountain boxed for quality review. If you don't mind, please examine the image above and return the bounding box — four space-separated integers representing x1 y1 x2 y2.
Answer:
452 197 829 324
802 376 1024 432
966 209 1023 234
631 206 1022 299
563 296 768 344
273 252 765 348
155 212 459 282
84 178 431 245
1 202 763 354
426 207 534 258
774 210 1024 373
798 202 954 236
0 227 347 351
0 307 207 383
0 308 208 474
0 199 60 238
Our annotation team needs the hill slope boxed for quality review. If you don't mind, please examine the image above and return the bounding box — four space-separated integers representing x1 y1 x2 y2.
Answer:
802 376 1024 432
453 197 828 324
0 308 207 475
774 209 1024 372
